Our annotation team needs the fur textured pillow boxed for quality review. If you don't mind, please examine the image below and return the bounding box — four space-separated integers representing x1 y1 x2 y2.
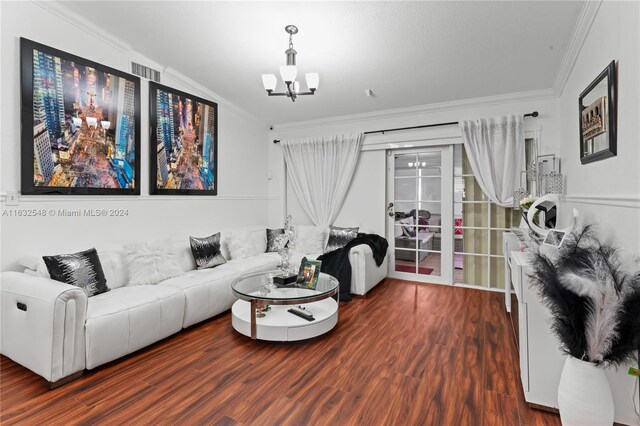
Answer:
123 241 184 285
227 230 257 260
294 225 328 255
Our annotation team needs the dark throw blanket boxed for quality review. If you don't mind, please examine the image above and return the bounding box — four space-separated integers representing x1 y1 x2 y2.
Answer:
318 233 388 301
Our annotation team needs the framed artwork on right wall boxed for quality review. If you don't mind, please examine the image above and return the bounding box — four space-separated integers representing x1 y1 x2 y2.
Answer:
579 60 617 164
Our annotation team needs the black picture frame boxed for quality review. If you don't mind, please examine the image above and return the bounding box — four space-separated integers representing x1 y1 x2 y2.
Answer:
20 38 141 195
579 60 617 165
149 82 218 195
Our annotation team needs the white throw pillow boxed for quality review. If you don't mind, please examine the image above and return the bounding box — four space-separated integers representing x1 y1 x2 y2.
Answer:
227 230 258 260
123 241 184 285
294 225 328 255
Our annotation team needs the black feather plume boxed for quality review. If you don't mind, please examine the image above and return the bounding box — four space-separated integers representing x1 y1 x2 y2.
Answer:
527 225 640 366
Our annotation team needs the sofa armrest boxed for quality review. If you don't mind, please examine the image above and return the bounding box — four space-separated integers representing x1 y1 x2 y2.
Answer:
348 244 388 296
0 272 87 383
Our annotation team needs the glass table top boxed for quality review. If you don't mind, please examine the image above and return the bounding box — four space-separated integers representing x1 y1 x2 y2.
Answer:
231 270 338 302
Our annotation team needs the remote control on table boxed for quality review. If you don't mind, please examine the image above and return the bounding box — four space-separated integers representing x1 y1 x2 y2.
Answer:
288 307 315 321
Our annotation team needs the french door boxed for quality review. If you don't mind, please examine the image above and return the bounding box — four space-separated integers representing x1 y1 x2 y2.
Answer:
386 146 453 285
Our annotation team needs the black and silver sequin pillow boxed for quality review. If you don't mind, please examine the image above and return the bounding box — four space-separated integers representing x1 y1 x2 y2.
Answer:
189 232 226 270
43 248 109 297
324 226 359 253
266 228 284 252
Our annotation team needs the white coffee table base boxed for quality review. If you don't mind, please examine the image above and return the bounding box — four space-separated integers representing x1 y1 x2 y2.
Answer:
231 298 338 341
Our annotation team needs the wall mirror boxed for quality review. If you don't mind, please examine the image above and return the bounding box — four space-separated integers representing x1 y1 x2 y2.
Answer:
579 60 616 164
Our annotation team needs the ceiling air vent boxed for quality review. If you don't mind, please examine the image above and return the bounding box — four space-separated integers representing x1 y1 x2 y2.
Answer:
131 62 161 83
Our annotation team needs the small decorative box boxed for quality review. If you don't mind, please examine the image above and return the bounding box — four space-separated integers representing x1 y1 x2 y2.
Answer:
273 273 297 286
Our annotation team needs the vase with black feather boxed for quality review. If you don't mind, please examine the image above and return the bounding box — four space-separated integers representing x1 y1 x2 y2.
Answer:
527 226 640 425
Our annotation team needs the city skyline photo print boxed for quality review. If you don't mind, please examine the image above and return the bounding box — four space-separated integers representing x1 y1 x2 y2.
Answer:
149 82 218 195
20 38 141 195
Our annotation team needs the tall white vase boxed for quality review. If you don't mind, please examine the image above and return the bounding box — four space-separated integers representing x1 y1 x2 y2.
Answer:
557 356 614 426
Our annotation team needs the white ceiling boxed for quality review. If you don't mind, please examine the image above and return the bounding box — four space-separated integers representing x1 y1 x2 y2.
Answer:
62 1 585 125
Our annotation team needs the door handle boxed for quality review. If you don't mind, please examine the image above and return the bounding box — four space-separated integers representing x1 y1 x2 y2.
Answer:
387 202 394 217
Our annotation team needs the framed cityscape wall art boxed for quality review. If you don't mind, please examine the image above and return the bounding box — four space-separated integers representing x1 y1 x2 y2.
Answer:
149 82 218 195
20 38 141 195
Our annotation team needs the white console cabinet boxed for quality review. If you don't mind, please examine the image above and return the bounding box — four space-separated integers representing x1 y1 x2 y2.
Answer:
503 231 565 411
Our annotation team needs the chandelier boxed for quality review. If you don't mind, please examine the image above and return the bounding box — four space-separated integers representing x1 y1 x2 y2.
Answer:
261 25 319 102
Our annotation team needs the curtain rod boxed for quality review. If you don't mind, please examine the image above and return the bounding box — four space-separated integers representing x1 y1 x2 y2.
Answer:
272 111 539 143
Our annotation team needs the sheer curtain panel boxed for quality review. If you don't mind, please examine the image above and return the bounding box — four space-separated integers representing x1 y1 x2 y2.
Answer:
281 133 364 226
459 115 524 208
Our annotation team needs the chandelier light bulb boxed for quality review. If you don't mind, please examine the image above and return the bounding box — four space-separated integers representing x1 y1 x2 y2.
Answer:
261 74 277 91
279 65 297 84
305 73 319 90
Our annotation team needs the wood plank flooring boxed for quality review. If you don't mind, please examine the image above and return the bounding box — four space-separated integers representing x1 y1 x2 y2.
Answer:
0 279 561 425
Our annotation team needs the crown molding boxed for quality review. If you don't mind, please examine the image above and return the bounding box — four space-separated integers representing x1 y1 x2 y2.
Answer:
33 1 133 54
162 67 260 123
552 0 602 97
273 88 556 132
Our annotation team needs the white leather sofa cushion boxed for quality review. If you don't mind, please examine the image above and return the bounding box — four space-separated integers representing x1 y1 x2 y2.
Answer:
85 285 185 369
158 254 279 327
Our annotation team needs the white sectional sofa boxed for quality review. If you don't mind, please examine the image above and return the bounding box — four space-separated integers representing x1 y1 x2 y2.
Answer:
0 226 388 387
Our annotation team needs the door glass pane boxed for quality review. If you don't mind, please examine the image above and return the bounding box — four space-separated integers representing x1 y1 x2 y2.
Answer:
394 150 442 279
456 228 489 254
490 204 521 229
418 177 441 201
395 154 417 177
456 202 489 227
418 250 441 277
394 177 416 202
490 257 506 289
395 249 418 274
458 255 489 286
417 152 441 176
455 176 488 201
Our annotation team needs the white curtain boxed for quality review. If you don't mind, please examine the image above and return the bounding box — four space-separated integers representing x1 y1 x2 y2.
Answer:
459 115 524 208
281 133 364 226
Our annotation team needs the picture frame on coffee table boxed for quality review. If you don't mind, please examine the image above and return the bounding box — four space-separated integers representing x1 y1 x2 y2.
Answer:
149 82 218 195
20 38 141 195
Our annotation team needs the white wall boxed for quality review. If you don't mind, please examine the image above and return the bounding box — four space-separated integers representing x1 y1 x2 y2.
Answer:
0 1 271 270
268 96 561 234
556 2 640 424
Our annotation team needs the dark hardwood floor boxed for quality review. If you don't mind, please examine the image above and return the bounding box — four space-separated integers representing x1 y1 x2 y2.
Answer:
0 279 561 425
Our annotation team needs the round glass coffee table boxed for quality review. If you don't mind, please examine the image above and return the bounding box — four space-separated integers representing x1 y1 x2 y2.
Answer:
231 270 339 341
